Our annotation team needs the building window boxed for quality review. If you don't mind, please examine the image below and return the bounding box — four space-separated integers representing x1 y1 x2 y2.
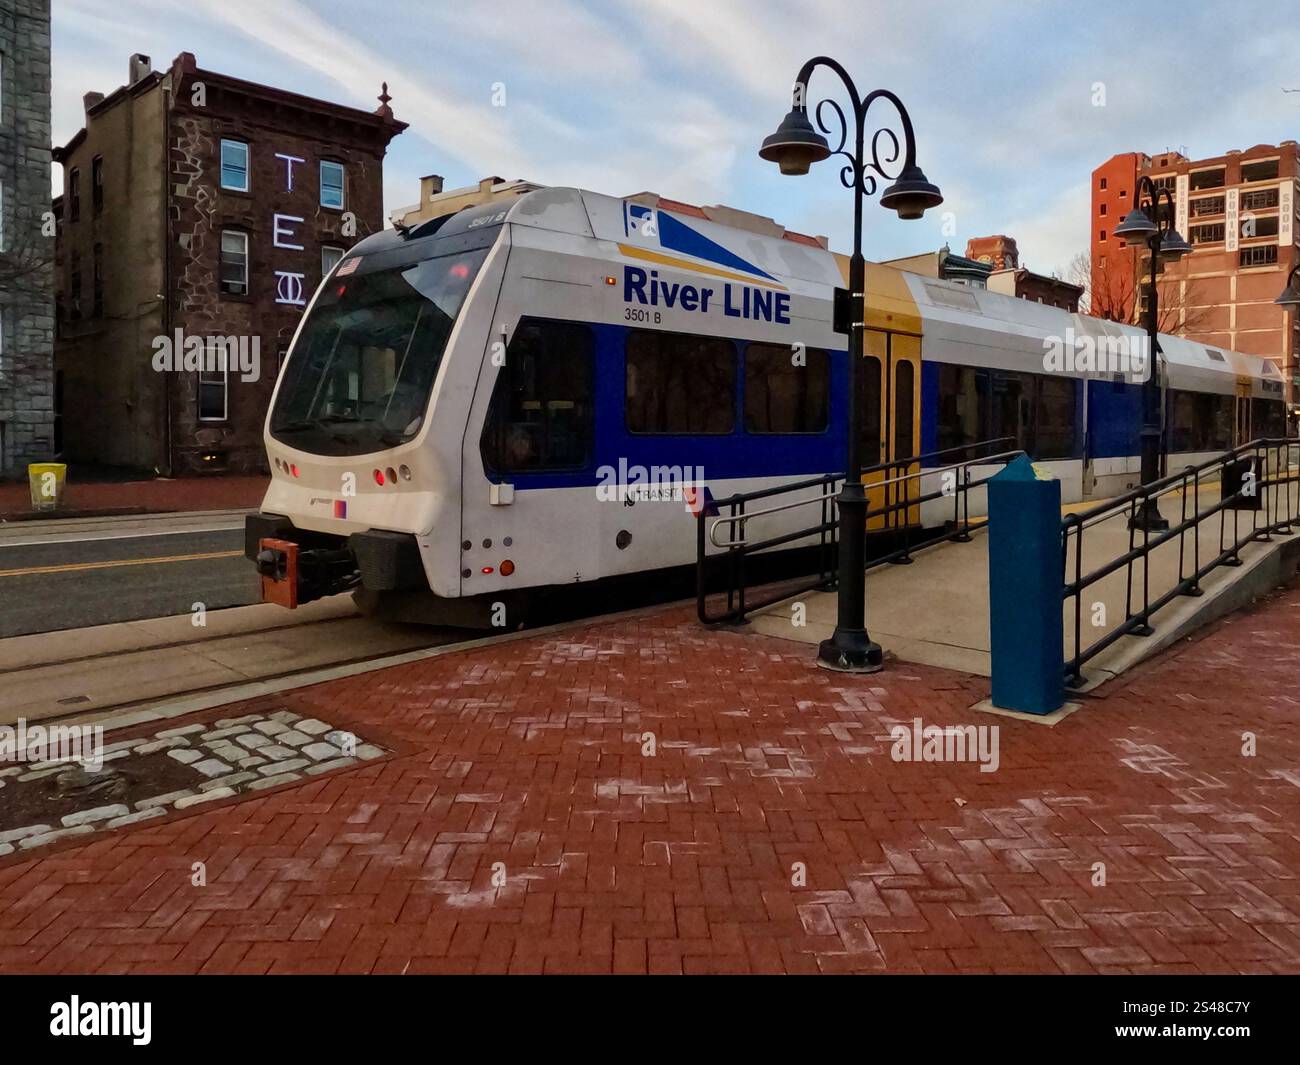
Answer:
198 355 228 422
625 330 735 434
220 140 249 192
91 156 104 214
744 343 829 433
219 230 249 294
1190 195 1225 217
1190 222 1225 244
69 168 80 222
1189 168 1226 191
92 244 104 317
1247 215 1280 239
480 319 594 473
1099 177 1107 190
1099 229 1107 242
1240 244 1278 268
1241 188 1279 212
320 161 345 209
1099 203 1107 217
1241 159 1280 183
321 245 344 277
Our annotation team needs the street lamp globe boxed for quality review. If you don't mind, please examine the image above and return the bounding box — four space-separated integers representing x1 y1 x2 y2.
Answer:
758 108 832 175
1275 269 1300 307
1157 227 1193 262
1114 206 1158 246
879 163 944 219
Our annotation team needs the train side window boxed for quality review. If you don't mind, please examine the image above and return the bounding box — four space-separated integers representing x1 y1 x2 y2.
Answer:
1210 394 1234 450
481 319 594 473
744 343 829 433
861 355 882 467
936 363 984 457
893 359 915 460
1169 389 1197 451
626 331 735 434
1252 397 1285 439
1035 376 1076 459
988 370 1030 453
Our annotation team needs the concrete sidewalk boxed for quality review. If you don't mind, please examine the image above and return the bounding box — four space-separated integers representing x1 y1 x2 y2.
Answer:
0 475 267 521
1 588 1298 974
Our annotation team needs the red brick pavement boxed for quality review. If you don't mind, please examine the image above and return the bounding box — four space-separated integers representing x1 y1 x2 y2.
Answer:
0 475 267 520
1 587 1299 975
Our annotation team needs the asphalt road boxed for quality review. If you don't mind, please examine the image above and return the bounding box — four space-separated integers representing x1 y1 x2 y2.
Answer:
0 512 258 637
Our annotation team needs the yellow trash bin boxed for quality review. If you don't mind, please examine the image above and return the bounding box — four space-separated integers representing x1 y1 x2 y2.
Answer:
28 463 67 512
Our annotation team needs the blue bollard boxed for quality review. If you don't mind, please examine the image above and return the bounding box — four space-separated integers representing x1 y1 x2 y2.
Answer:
987 454 1064 715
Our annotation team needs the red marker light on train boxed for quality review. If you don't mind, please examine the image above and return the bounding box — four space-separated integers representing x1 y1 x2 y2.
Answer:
373 468 385 485
604 276 617 285
290 464 300 478
481 566 494 574
450 263 470 279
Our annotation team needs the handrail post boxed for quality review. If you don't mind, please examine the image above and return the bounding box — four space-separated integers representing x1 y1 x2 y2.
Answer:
1134 489 1154 636
1186 467 1203 596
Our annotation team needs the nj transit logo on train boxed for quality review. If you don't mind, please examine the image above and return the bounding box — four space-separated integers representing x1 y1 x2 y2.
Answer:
618 202 791 325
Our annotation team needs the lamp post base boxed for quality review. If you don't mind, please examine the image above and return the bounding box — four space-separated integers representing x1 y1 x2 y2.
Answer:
1127 499 1169 532
817 629 884 673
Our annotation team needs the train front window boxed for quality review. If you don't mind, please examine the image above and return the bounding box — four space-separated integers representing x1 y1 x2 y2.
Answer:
271 249 488 455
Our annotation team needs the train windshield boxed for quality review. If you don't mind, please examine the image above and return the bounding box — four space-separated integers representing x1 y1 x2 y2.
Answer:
270 248 489 456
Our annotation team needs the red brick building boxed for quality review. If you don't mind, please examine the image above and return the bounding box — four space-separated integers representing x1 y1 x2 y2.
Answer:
53 52 406 474
965 235 1083 311
1091 143 1300 398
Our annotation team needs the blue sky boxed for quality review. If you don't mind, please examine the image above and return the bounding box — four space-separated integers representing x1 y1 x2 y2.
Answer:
51 0 1300 278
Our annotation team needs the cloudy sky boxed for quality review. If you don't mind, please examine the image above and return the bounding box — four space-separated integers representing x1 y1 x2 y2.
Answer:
51 0 1300 277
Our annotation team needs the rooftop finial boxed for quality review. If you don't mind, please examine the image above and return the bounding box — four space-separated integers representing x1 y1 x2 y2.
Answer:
375 81 394 119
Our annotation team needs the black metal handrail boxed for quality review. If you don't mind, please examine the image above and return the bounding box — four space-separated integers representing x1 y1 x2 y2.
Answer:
696 437 1019 625
1063 436 1300 686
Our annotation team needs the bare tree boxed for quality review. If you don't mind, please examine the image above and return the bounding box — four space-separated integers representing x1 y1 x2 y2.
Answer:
1075 247 1209 335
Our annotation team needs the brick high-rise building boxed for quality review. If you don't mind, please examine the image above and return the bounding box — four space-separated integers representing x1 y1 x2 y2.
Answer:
0 0 55 475
1091 143 1300 400
52 52 406 475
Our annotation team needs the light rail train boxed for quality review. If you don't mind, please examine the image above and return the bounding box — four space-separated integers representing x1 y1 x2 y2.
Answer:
245 186 1286 624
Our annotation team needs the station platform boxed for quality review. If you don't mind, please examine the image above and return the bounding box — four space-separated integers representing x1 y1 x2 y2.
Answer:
2 584 1299 974
749 484 1300 690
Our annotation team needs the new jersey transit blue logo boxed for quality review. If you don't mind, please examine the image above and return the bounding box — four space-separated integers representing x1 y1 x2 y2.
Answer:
619 202 790 324
621 202 781 285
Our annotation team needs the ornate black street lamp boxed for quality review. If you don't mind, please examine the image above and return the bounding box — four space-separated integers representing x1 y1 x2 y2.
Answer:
1113 177 1192 530
1275 265 1300 424
759 58 942 672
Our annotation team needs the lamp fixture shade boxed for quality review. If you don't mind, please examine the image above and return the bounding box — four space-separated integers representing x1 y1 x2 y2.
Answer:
1114 206 1157 246
1157 227 1193 261
1276 280 1300 307
759 108 831 176
879 164 943 220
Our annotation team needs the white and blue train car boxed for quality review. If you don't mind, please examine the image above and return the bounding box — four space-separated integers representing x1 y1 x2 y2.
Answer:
245 186 1286 625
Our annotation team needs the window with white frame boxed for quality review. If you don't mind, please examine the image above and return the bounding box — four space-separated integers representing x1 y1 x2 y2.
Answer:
321 245 344 277
198 343 228 421
220 139 249 192
320 161 345 209
219 230 248 295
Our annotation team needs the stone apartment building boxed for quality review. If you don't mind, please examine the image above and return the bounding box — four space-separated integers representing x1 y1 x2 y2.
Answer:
53 52 406 475
0 0 55 476
1092 143 1300 400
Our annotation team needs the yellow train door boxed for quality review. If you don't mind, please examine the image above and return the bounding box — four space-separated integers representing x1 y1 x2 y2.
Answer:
861 327 922 530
